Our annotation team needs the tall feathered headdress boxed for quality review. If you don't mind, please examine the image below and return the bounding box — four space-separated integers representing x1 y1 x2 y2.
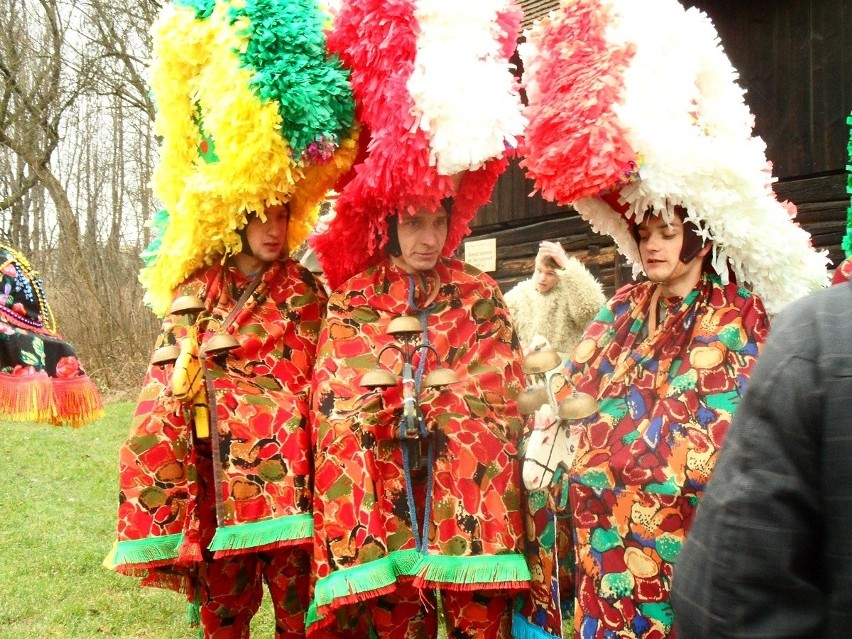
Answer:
310 0 527 290
140 0 359 315
520 0 828 314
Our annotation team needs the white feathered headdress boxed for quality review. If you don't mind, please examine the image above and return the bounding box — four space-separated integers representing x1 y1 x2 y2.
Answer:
520 0 828 314
311 0 526 290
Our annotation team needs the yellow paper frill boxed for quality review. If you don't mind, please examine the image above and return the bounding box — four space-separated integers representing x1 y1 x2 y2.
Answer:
141 1 358 316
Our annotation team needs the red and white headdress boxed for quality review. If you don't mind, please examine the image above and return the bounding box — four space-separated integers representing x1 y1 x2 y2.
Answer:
520 0 828 314
311 0 526 290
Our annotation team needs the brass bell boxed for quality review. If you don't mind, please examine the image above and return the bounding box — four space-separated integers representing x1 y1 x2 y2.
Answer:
360 369 398 388
422 367 460 388
517 386 549 416
557 390 598 421
522 348 562 376
201 333 240 358
150 344 180 366
386 315 422 338
169 295 205 316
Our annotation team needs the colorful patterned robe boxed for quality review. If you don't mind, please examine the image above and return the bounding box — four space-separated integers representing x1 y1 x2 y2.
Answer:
109 258 326 595
308 257 530 633
514 273 769 639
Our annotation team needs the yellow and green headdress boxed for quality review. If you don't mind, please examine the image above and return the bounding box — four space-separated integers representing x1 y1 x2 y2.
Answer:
141 0 359 315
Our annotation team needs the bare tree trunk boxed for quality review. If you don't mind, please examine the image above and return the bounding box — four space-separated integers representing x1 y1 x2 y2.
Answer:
140 120 153 252
109 100 124 252
0 0 162 395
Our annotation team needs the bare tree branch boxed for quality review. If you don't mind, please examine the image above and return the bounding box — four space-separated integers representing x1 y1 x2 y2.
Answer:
0 170 38 210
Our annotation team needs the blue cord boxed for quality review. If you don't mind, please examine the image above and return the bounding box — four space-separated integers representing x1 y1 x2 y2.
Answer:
398 274 437 551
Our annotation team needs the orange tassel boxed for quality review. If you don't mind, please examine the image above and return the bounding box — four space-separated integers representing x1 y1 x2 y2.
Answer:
0 372 104 427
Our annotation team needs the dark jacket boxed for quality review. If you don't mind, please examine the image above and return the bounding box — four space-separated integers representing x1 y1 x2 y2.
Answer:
671 281 852 638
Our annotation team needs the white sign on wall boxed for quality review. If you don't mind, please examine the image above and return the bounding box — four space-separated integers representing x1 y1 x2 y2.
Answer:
464 238 497 273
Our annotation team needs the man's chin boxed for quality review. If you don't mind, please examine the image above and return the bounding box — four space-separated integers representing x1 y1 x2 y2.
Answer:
257 251 283 263
412 257 439 271
644 266 670 281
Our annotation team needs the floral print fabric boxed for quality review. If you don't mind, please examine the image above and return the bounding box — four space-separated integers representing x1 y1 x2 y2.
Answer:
112 258 326 595
309 257 530 633
516 274 769 639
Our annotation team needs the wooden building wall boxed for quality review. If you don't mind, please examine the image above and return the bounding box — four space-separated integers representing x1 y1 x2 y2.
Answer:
469 0 852 295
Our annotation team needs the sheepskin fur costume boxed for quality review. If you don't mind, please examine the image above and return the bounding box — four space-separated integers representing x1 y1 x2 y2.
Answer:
505 256 605 355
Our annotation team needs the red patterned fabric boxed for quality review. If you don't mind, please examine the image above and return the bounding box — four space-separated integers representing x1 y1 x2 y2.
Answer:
197 547 310 638
516 274 769 639
369 582 513 638
191 436 311 638
111 258 326 598
832 255 852 284
308 257 530 633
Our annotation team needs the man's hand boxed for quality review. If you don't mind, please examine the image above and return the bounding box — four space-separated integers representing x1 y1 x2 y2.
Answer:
538 240 569 269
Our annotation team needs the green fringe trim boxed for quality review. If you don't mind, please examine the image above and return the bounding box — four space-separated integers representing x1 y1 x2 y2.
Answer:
511 612 560 639
307 549 422 627
844 112 852 257
313 549 421 608
109 533 184 567
207 514 313 553
187 601 201 626
307 550 531 628
306 602 319 628
413 553 532 586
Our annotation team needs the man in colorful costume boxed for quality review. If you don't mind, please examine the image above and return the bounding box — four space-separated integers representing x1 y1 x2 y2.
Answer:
0 243 103 427
105 1 358 636
513 1 829 637
306 0 530 635
505 240 605 356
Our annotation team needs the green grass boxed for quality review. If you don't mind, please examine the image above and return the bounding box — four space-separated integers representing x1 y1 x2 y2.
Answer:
0 402 275 639
0 404 507 638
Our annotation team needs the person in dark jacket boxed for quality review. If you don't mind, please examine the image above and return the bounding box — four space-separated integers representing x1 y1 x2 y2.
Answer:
671 281 852 639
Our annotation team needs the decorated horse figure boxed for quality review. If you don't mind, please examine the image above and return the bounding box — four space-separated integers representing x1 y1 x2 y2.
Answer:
518 348 598 492
522 389 581 492
516 357 598 639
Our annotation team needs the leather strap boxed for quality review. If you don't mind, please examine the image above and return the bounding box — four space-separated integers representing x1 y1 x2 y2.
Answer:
200 262 270 523
218 262 270 333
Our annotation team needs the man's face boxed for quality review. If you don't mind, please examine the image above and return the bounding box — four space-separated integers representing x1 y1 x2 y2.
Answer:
637 213 684 283
532 259 559 294
245 204 289 263
637 213 707 295
391 207 448 273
